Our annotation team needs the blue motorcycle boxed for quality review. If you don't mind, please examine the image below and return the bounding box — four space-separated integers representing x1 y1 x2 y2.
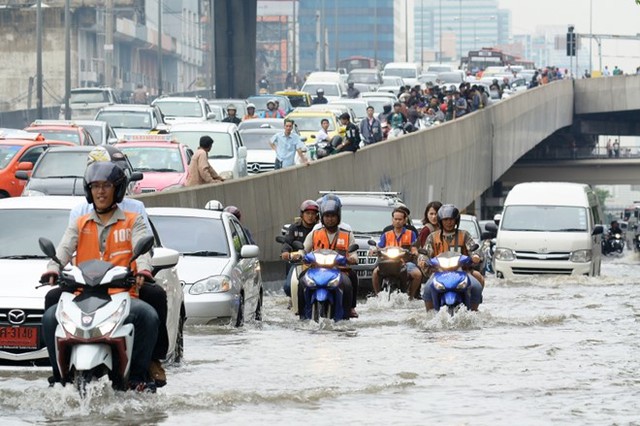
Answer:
428 251 473 315
300 245 357 322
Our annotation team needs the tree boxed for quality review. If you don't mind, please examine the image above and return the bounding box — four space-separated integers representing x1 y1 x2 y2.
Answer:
595 188 610 208
637 0 640 5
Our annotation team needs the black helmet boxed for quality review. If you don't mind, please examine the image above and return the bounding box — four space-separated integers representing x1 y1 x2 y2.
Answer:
320 198 341 226
83 161 127 206
223 205 241 220
300 199 320 213
437 204 460 229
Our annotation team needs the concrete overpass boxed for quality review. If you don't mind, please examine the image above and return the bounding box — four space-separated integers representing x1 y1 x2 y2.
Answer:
136 75 640 261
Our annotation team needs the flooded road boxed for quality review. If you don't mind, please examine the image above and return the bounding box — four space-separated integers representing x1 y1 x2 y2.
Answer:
2 253 639 425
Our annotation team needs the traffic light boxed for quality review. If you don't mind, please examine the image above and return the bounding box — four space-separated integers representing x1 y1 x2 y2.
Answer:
566 25 576 57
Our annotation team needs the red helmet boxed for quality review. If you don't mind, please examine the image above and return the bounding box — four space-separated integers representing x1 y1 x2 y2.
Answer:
300 199 319 213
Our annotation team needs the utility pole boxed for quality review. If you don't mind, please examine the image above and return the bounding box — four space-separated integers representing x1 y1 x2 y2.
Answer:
105 0 113 88
334 0 338 69
373 0 378 64
210 0 215 97
157 0 163 96
405 0 408 62
36 0 43 119
292 0 296 78
589 0 593 75
64 0 71 119
438 0 442 63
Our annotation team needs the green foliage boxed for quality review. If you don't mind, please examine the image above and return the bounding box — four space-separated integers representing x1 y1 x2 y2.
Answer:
595 188 610 208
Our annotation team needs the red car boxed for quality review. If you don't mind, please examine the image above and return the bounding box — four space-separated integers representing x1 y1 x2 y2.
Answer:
115 135 193 193
0 130 74 198
24 120 97 146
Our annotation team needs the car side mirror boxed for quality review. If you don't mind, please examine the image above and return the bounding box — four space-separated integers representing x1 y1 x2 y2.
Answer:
592 225 604 236
107 137 118 145
130 171 143 182
207 112 217 120
300 136 307 142
240 245 259 258
15 170 31 180
485 222 498 233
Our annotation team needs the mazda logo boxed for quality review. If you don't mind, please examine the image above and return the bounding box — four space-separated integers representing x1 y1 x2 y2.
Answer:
8 309 26 325
250 163 261 173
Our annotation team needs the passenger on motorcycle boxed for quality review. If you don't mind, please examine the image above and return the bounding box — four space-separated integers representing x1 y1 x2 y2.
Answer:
418 201 442 249
41 161 159 391
420 204 484 312
371 208 422 299
301 197 357 319
281 200 320 314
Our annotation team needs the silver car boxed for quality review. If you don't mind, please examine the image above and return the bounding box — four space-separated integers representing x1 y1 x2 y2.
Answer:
148 207 263 326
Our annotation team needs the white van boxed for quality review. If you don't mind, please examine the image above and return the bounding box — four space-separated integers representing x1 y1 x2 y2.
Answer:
382 62 421 87
493 182 604 278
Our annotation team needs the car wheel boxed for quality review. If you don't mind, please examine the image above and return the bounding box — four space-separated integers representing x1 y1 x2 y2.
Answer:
235 292 245 327
174 305 185 363
254 289 263 321
0 191 9 199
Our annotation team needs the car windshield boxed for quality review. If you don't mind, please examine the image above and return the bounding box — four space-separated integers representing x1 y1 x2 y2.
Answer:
0 145 21 169
427 65 452 73
118 146 184 172
341 205 394 235
150 215 230 256
70 90 110 103
382 76 403 85
95 111 153 129
32 151 87 178
27 129 80 145
437 72 463 83
0 209 69 257
291 116 335 132
459 219 480 240
240 133 274 150
301 83 340 97
336 102 367 118
384 68 417 79
349 72 380 84
154 101 203 118
247 96 290 111
170 131 233 159
501 206 588 232
365 98 391 113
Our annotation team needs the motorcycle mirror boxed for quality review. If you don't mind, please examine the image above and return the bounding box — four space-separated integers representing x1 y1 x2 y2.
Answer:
417 248 428 256
130 235 154 265
275 236 286 244
367 239 377 246
291 241 305 251
38 237 62 266
348 244 359 253
469 243 480 252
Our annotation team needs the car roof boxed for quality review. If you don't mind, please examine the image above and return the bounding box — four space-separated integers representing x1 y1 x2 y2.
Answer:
324 193 404 208
146 207 224 220
44 145 96 154
238 127 279 135
115 141 183 149
0 195 84 210
169 122 237 132
98 105 156 111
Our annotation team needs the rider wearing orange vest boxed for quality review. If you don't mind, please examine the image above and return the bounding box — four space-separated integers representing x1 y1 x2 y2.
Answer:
371 208 422 298
41 162 158 391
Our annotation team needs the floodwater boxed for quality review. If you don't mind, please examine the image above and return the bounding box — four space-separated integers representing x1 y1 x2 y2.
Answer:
1 253 639 425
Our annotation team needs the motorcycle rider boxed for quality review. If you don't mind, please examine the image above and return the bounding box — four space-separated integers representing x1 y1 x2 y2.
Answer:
260 99 283 118
41 161 159 391
371 208 422 299
44 145 169 388
420 204 484 312
281 200 320 314
603 220 623 255
300 197 357 320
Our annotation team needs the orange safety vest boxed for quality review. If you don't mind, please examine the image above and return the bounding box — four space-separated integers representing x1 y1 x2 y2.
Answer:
76 212 139 297
382 228 413 248
312 228 350 254
432 230 467 256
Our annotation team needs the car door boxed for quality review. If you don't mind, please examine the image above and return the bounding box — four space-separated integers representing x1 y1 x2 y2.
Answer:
228 217 260 308
10 144 48 196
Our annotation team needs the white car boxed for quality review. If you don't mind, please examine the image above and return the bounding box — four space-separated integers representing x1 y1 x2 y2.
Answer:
94 104 167 138
147 207 263 326
0 196 184 364
169 122 248 180
151 96 217 125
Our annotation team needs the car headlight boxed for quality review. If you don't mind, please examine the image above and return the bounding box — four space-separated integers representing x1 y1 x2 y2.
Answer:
494 248 515 261
190 275 231 294
570 249 592 263
23 189 46 197
219 171 234 180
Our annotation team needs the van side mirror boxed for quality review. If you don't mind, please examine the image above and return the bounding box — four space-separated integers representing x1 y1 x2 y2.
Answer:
592 225 604 236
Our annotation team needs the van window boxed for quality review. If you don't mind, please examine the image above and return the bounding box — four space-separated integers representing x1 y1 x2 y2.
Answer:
384 68 417 79
501 206 588 232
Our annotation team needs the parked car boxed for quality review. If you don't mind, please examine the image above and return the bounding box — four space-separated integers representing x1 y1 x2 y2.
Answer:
169 122 248 180
115 135 193 193
18 145 142 196
94 104 166 137
147 207 263 326
59 87 121 120
152 96 218 124
0 196 184 365
0 131 74 198
459 213 489 273
24 120 97 146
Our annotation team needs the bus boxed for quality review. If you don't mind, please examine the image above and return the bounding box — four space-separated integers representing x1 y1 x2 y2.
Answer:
338 56 383 73
461 48 535 73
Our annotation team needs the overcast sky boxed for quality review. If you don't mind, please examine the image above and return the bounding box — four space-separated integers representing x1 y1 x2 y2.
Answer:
498 0 640 71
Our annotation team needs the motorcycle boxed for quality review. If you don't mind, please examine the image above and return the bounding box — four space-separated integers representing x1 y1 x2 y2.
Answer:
426 250 475 315
482 238 497 274
38 235 154 396
602 232 624 255
275 236 305 316
634 233 640 253
367 239 410 299
300 244 358 322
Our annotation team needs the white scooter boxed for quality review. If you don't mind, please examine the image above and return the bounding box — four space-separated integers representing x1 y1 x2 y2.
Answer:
39 236 154 396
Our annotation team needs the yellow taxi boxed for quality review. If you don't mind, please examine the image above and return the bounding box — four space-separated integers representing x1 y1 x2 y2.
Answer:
275 90 312 108
285 109 342 145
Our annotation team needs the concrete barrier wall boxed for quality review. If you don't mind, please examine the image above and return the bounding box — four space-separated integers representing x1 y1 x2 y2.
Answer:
136 79 575 261
575 75 640 115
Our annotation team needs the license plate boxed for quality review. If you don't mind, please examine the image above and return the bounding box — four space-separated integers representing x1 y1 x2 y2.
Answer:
0 326 39 349
356 270 372 277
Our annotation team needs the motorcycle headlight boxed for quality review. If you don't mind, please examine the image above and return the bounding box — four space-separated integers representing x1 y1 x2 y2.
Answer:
58 300 79 337
190 275 231 294
494 248 515 261
433 280 445 291
570 249 592 263
327 276 340 288
384 248 403 258
94 300 128 338
614 233 621 239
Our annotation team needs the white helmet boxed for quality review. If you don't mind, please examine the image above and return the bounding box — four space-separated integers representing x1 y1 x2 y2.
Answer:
204 199 224 211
